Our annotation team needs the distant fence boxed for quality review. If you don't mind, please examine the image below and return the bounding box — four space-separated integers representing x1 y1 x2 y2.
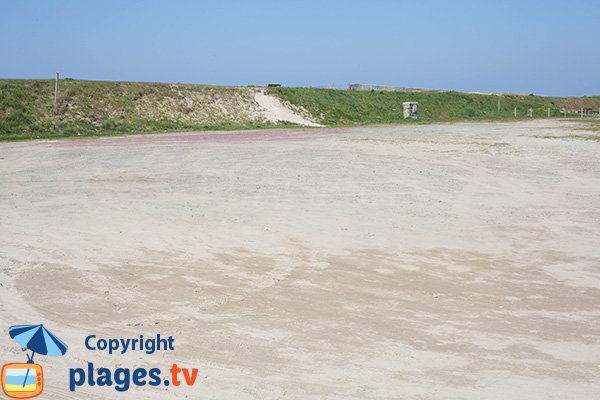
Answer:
578 108 600 118
560 108 600 118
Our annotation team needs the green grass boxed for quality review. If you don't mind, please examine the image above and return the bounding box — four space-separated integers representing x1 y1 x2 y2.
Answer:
270 87 600 126
1 79 599 140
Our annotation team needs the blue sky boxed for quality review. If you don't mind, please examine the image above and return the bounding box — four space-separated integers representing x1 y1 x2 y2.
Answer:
1 0 598 96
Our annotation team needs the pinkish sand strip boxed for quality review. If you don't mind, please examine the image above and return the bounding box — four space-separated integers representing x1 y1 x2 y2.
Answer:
41 127 346 147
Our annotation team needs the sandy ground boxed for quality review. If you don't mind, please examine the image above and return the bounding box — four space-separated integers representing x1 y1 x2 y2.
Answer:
253 90 324 127
0 120 599 399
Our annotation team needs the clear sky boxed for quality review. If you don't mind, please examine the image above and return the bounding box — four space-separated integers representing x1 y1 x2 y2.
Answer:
1 0 598 96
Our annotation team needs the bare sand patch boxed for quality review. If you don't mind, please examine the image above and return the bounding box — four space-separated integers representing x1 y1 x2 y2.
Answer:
253 90 324 127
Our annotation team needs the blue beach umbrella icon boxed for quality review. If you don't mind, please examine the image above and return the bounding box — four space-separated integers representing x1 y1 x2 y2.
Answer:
8 324 68 387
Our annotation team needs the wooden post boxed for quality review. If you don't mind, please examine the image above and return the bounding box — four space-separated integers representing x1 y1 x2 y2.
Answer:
514 107 517 117
581 107 584 118
498 99 501 113
54 72 59 108
548 108 550 118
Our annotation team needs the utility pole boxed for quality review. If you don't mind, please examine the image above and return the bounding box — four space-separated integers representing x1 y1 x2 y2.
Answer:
54 72 59 108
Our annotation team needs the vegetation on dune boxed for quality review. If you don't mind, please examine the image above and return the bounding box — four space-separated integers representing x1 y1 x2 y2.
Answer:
1 79 599 140
0 79 290 140
270 87 600 126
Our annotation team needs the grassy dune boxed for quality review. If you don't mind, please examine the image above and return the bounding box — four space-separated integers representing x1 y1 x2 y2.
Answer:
271 87 600 126
1 79 599 140
0 79 285 140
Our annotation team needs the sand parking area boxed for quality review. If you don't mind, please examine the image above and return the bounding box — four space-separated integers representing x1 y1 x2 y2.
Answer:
1 120 599 399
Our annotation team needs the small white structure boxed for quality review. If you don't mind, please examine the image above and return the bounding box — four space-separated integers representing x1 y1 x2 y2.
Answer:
403 102 418 119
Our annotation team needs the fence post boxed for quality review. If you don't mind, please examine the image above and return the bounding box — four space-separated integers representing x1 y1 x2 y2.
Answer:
581 107 584 118
498 99 500 113
54 72 59 109
547 108 550 118
514 107 517 117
